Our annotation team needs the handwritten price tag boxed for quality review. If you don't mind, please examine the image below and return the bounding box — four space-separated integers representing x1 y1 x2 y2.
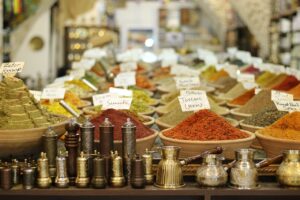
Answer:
271 90 293 102
29 90 42 101
0 62 24 77
92 93 118 106
109 87 132 97
120 62 137 72
174 77 200 89
180 90 206 96
274 100 300 112
102 97 132 110
41 88 66 99
114 72 136 87
178 93 210 112
237 73 257 89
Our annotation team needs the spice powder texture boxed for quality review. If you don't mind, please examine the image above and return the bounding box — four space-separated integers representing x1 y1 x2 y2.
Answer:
163 109 249 140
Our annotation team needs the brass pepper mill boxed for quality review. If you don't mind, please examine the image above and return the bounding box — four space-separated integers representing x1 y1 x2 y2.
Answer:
0 163 12 190
91 152 106 188
110 151 125 187
99 118 114 156
131 155 146 189
11 159 20 185
80 118 95 176
23 163 35 190
42 127 58 179
37 152 52 188
55 152 69 188
142 149 154 185
65 119 80 185
75 152 90 188
121 118 136 182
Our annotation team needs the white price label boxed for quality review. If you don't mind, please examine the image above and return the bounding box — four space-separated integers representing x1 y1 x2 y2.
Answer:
174 77 200 89
274 100 300 112
109 87 132 97
114 72 136 87
237 73 255 83
41 88 66 99
180 90 206 96
0 62 24 77
204 54 218 65
271 90 294 102
161 56 178 67
70 69 85 79
29 90 42 101
171 65 199 77
251 57 263 68
54 75 74 83
102 97 132 110
178 94 210 112
92 93 118 106
120 62 137 72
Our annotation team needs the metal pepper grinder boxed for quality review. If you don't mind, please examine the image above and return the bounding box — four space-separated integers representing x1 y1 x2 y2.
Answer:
0 163 12 190
64 119 80 185
91 152 106 188
42 127 58 180
142 149 154 185
55 152 69 188
131 155 146 188
37 152 52 188
11 159 20 185
121 118 136 182
75 152 90 188
80 118 95 177
100 118 114 156
23 163 35 190
110 151 125 187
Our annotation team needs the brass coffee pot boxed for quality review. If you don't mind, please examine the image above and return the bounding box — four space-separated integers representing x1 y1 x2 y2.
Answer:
155 146 223 189
277 150 300 187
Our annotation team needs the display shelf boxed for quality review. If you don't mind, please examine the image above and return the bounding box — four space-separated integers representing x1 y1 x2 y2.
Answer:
1 183 300 200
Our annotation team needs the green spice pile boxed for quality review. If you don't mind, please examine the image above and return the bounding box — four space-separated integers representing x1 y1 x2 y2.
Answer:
218 83 247 100
243 105 288 127
238 89 273 115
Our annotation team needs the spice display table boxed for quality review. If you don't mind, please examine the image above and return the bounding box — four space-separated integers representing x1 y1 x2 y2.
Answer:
1 183 300 200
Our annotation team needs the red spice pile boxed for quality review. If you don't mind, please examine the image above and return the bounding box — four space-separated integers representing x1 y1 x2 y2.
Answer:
163 110 249 141
91 109 154 140
272 75 300 91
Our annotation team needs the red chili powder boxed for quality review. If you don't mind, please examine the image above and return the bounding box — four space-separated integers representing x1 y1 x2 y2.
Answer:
242 65 260 74
163 109 249 141
229 89 255 106
91 109 154 140
272 75 300 91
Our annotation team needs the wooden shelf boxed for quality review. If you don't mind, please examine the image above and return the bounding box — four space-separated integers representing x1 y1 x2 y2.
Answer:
1 183 300 200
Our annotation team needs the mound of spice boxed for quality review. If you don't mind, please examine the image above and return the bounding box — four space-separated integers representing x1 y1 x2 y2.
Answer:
163 109 248 141
242 65 260 74
209 69 229 82
91 109 154 140
271 75 300 91
238 89 273 114
214 76 237 93
200 66 217 81
288 83 300 100
229 89 255 106
256 71 277 87
243 105 288 127
218 83 248 101
260 112 300 140
263 74 287 89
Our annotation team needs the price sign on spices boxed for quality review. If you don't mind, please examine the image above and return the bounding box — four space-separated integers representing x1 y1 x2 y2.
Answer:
41 88 66 99
0 62 25 77
274 100 300 112
174 77 200 89
92 93 118 106
102 96 132 110
114 72 136 87
178 90 210 112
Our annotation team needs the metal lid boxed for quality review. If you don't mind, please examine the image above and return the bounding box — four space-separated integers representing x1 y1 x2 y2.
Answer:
43 127 58 137
65 118 79 133
81 118 95 128
100 118 114 127
122 118 136 129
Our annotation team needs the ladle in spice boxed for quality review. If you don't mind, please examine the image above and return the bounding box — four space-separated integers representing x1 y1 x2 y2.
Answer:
155 146 223 189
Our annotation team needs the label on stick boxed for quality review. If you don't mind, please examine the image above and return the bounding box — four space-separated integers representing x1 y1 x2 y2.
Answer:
41 88 66 99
